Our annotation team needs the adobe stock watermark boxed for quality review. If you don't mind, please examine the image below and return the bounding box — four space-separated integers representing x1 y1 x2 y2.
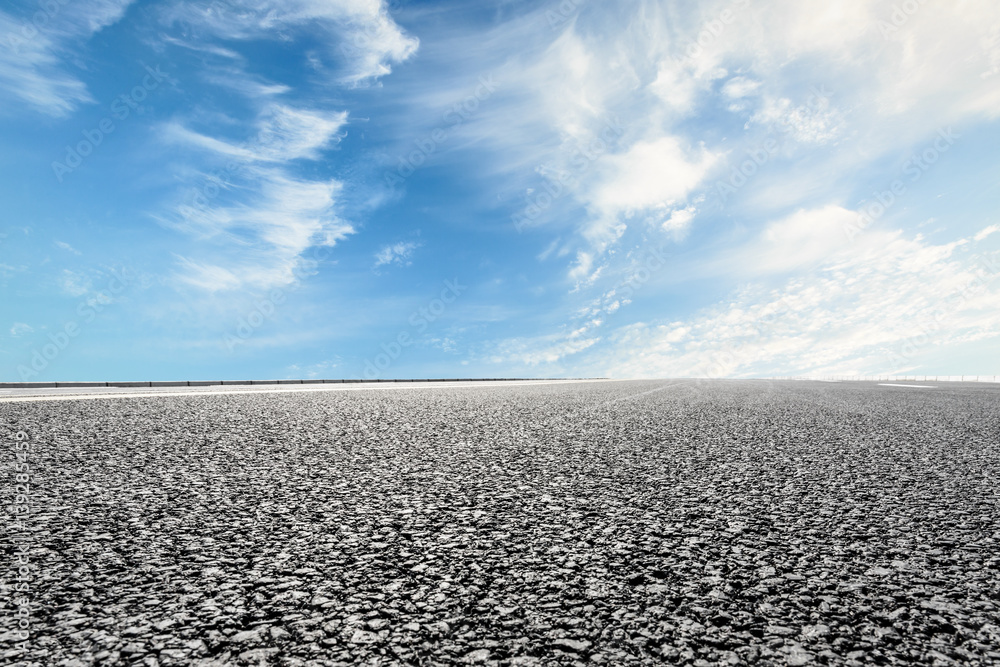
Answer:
511 115 625 232
2 0 70 54
844 127 959 241
223 289 287 353
383 74 500 188
15 268 133 381
52 65 167 182
712 85 833 205
876 0 929 39
545 0 583 30
177 124 283 225
596 245 671 316
222 246 334 352
6 429 33 652
681 0 751 64
363 278 466 379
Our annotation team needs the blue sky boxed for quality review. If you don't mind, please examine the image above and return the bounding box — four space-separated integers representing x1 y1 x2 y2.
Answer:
2 0 999 381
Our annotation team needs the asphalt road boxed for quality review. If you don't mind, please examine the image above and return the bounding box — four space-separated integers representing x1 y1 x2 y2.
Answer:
1 379 998 665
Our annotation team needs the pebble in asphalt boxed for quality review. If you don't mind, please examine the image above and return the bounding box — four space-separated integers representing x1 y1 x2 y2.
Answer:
1 379 998 665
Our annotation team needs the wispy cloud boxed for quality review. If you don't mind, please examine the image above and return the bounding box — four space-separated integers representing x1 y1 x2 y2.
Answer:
286 357 342 379
159 94 352 294
201 68 291 99
0 11 91 116
974 224 1000 242
172 173 352 291
60 269 91 297
718 205 867 277
374 241 419 268
9 322 33 337
481 333 600 368
55 240 81 255
165 105 348 164
0 0 133 116
161 0 418 84
173 256 242 292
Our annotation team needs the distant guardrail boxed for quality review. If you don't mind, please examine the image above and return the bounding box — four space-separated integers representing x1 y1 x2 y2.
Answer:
2 376 993 389
0 378 605 389
774 375 999 383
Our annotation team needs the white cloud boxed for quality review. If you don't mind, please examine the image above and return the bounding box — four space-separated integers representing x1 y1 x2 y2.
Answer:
568 250 605 289
9 322 33 337
537 238 561 261
662 206 697 232
287 357 342 379
591 137 718 217
159 35 242 60
55 240 81 255
680 204 921 282
162 0 418 84
745 205 863 275
567 251 593 282
433 1 1000 250
757 0 875 57
0 12 91 117
0 0 134 116
974 224 1000 242
167 105 348 163
749 95 843 145
70 0 135 33
245 175 350 254
172 173 352 291
725 0 1000 150
582 137 717 249
592 226 1000 378
482 333 600 367
202 68 292 99
60 269 91 297
251 106 349 161
373 241 419 268
721 76 760 99
173 257 242 292
162 101 352 292
870 0 1000 120
649 60 700 114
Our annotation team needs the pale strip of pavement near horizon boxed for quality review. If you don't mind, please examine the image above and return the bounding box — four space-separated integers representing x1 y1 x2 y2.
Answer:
0 379 620 403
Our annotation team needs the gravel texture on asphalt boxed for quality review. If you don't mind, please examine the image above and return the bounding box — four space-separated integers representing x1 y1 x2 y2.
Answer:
1 379 999 666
